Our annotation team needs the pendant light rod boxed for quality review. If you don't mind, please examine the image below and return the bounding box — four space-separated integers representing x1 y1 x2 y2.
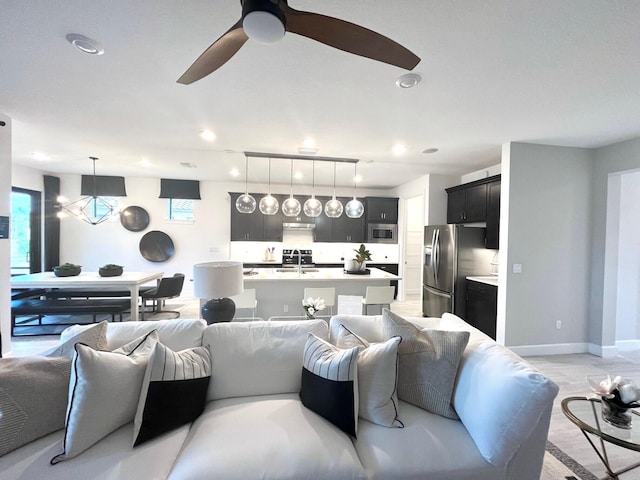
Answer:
90 156 98 197
244 151 358 164
244 155 250 194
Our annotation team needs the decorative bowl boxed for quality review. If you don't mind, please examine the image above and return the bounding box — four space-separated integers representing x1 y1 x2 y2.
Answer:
99 266 123 277
53 266 81 277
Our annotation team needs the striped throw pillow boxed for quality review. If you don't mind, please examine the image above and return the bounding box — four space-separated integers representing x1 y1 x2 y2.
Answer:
133 343 211 446
300 334 359 436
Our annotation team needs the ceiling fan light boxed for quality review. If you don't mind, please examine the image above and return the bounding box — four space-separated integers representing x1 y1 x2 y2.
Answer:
243 11 285 44
345 198 364 218
303 197 323 217
325 198 343 218
259 194 279 215
282 196 302 217
236 193 257 214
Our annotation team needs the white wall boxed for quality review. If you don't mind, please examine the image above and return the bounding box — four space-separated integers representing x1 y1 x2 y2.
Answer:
0 114 11 355
592 137 640 351
501 142 594 351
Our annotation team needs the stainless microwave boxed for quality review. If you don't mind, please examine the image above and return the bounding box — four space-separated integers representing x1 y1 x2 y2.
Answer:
367 223 397 244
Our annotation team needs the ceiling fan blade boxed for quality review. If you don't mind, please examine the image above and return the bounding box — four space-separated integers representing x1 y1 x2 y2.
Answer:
282 5 420 71
177 20 248 84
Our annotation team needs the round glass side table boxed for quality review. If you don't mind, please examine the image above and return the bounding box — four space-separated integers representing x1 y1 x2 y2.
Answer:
562 396 640 479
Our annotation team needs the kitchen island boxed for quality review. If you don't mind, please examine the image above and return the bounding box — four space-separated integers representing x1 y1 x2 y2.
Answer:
241 267 400 320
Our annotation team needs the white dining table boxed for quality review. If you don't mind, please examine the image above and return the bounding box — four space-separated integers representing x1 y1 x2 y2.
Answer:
11 271 164 322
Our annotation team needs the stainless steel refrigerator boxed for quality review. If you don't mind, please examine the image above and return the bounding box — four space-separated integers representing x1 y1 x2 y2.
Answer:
422 225 494 318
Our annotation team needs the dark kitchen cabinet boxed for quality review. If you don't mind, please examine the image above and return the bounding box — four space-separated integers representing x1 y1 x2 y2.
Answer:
229 192 283 242
366 197 398 224
465 280 497 339
313 196 365 243
446 183 487 223
485 180 501 249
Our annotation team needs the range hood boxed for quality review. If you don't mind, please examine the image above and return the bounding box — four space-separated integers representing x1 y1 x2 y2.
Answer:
283 222 315 230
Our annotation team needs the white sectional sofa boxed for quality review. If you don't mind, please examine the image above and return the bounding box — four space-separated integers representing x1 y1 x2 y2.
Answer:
0 312 559 480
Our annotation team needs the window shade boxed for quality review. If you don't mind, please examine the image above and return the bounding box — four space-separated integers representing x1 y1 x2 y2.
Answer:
81 175 127 197
159 179 201 199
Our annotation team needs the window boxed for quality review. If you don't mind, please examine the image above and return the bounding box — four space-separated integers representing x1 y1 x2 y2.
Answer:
11 188 41 275
92 196 119 221
167 199 194 220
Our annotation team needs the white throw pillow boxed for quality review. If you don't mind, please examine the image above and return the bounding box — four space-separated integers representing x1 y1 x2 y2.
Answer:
50 330 159 464
300 334 359 436
133 343 211 446
39 320 108 358
382 309 469 419
335 324 403 428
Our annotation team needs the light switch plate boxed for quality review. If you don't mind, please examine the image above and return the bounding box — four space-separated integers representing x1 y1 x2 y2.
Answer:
513 263 523 274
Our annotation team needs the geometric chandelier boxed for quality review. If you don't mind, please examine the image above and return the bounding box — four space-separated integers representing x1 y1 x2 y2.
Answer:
57 156 119 225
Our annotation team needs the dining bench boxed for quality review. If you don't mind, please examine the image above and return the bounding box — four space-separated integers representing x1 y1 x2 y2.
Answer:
11 298 131 334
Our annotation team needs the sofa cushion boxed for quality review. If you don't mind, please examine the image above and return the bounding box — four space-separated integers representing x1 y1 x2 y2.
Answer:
382 310 469 419
51 331 158 463
167 394 366 480
133 343 211 446
60 319 206 352
335 324 403 428
203 320 328 400
300 334 359 436
0 422 190 480
329 314 442 344
445 313 560 467
353 401 505 480
0 356 70 458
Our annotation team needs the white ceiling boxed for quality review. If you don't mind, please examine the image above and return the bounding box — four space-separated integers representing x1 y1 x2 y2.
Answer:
2 0 639 190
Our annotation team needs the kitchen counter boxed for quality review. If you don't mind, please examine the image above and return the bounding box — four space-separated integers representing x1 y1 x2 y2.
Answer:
243 267 399 281
466 276 499 287
236 267 400 320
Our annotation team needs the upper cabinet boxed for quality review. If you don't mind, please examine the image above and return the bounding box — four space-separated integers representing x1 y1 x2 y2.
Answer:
446 183 488 223
314 196 366 243
229 192 283 242
366 197 399 224
445 175 501 248
485 180 501 249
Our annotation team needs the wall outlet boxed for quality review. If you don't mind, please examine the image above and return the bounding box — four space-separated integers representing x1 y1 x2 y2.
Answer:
556 320 562 330
513 263 523 274
283 304 289 313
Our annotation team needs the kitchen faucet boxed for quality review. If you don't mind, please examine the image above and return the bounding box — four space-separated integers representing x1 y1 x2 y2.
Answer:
290 248 302 273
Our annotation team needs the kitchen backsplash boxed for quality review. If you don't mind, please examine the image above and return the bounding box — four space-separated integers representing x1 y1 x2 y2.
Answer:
230 239 399 264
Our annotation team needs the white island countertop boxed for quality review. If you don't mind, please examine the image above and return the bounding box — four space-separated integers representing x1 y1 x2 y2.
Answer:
467 275 499 287
243 267 400 282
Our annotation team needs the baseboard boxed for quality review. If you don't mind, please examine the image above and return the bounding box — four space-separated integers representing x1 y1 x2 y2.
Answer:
510 342 590 357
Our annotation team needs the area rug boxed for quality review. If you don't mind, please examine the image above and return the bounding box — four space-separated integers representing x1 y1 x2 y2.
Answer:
543 441 597 480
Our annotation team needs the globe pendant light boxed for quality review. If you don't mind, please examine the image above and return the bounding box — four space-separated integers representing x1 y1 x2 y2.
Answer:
303 160 322 217
324 162 343 218
236 155 257 214
282 158 302 217
259 158 279 215
345 162 364 218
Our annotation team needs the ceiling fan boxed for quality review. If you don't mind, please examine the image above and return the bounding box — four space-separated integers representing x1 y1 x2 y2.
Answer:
177 0 420 85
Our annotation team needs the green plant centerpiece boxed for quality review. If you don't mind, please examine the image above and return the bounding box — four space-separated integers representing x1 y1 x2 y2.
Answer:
99 263 124 277
53 263 82 277
345 244 372 272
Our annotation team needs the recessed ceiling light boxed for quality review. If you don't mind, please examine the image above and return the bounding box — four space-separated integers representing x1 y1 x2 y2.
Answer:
180 162 198 168
294 171 303 180
230 168 240 177
392 144 407 156
303 137 316 148
422 148 439 154
395 73 421 89
65 33 104 55
200 130 216 141
32 152 49 161
139 158 152 167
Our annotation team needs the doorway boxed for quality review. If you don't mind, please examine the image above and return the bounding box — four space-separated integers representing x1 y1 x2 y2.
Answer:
11 187 41 275
403 195 424 298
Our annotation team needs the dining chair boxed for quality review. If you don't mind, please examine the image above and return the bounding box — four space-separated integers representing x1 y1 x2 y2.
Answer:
362 286 395 315
140 273 185 320
303 287 336 316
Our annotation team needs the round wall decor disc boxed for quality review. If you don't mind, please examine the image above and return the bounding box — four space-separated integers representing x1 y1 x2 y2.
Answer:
139 230 174 262
120 206 150 232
